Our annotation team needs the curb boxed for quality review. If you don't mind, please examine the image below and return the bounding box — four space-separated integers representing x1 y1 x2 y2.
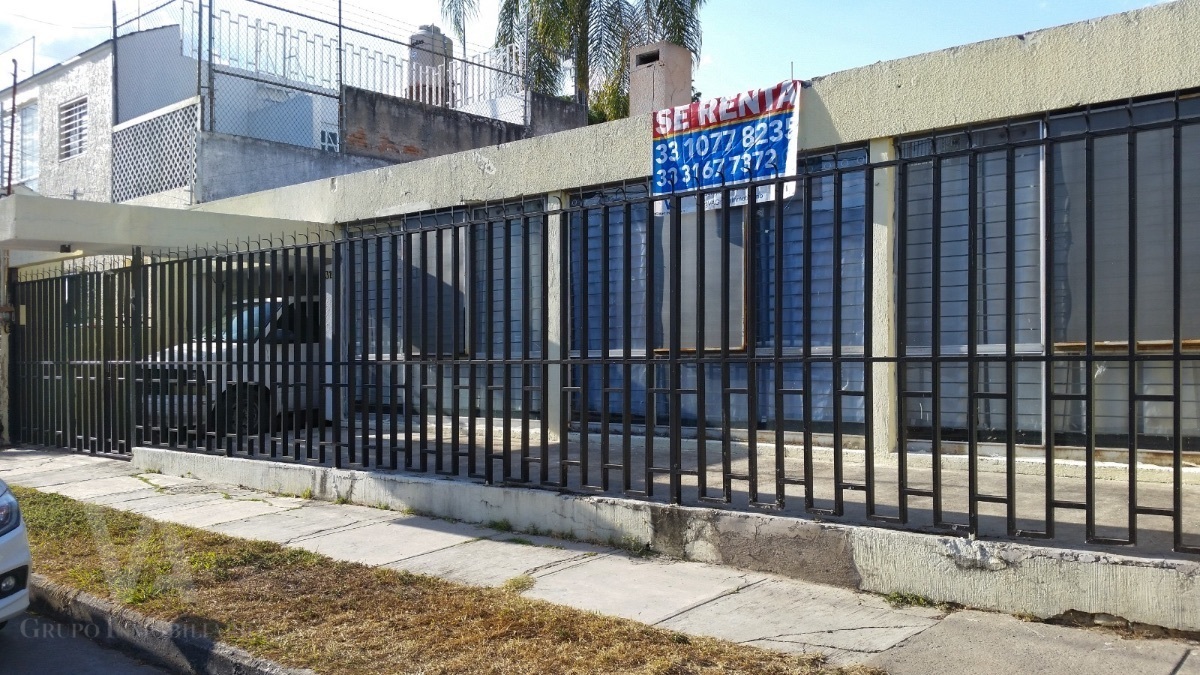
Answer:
29 574 315 675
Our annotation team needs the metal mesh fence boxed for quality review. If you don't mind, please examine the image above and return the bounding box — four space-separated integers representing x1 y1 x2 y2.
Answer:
184 0 527 151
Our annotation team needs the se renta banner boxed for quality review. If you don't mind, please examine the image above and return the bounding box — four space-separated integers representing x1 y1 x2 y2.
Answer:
651 79 800 197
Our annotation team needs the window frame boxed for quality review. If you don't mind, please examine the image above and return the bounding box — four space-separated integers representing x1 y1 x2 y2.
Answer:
57 97 88 161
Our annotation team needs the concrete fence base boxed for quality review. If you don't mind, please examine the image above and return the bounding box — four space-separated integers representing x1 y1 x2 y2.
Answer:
132 447 1200 632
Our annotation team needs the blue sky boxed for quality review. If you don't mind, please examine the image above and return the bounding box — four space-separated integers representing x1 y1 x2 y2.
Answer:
0 0 1171 97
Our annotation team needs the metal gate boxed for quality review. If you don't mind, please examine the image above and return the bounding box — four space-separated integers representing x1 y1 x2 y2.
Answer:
11 259 136 454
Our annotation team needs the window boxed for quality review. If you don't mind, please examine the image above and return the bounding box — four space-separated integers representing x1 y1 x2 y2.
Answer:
58 98 88 160
566 150 869 429
274 301 322 344
899 121 1044 441
1 103 38 187
569 183 655 357
320 129 339 152
897 94 1200 448
1047 96 1200 445
650 191 746 351
471 200 546 414
471 200 545 361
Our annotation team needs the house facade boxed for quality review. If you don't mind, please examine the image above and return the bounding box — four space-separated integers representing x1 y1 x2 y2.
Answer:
1 0 585 207
2 0 1200 630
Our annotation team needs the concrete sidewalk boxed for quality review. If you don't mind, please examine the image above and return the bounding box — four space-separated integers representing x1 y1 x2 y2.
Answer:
1 448 1197 675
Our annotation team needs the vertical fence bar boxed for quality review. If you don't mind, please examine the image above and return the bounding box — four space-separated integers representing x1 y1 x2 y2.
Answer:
935 153 950 529
435 224 447 474
1005 144 1019 537
540 206 551 485
600 204 612 491
1043 135 1057 539
772 181 785 507
1171 110 1186 553
966 149 980 536
668 192 683 504
391 232 402 470
577 205 590 489
378 232 387 469
332 236 344 468
644 197 657 497
831 168 845 515
697 193 710 501
521 213 533 483
803 174 816 511
502 214 513 481
130 249 144 452
1084 132 1097 542
1125 125 1139 545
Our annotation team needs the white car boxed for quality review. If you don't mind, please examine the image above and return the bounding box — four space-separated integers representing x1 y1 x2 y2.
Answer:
0 479 30 629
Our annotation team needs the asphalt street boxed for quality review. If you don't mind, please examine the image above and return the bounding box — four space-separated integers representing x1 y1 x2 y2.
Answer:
0 612 169 675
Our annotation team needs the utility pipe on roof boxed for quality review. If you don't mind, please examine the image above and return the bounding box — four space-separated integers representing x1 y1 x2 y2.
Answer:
6 59 17 196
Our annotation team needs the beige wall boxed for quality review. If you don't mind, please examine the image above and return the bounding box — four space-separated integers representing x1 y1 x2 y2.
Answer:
800 0 1200 148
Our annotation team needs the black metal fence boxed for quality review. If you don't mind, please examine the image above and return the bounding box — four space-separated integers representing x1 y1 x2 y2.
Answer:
11 93 1200 556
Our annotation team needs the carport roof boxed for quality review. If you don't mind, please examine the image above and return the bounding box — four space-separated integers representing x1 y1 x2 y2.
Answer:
0 194 321 259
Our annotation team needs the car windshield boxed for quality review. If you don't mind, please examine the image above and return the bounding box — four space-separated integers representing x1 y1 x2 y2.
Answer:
199 302 275 342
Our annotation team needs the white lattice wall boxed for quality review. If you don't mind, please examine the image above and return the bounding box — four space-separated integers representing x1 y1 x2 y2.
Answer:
111 102 199 204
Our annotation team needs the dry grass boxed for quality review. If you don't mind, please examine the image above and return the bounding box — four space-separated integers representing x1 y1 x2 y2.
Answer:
14 486 881 675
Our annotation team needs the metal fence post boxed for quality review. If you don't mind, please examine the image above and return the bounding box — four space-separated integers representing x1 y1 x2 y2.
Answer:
868 138 898 460
129 248 144 450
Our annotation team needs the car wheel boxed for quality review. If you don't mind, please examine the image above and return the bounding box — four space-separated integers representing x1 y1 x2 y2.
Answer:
222 389 268 436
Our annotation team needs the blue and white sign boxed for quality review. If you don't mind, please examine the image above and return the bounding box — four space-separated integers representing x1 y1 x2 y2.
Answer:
651 80 800 197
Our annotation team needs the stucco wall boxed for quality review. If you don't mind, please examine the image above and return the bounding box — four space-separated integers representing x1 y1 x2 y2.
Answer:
342 86 527 163
195 115 651 222
195 0 1200 224
526 92 589 137
115 26 196 124
800 0 1200 148
34 47 114 203
197 131 391 203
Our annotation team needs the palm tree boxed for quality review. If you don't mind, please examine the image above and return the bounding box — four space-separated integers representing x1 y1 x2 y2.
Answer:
441 0 706 115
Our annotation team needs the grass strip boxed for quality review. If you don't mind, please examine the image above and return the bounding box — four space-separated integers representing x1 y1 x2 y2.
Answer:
14 486 881 675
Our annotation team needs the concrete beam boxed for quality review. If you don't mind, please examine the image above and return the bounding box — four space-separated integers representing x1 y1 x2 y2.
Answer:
0 194 321 257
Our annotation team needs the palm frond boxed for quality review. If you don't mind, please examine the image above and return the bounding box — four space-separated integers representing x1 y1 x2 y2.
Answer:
439 0 480 57
494 0 524 48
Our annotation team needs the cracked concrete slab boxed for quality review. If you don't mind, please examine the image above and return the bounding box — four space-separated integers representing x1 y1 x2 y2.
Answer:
137 473 206 489
288 516 490 566
523 555 766 625
866 610 1197 675
1178 650 1200 675
39 475 155 501
8 464 137 489
0 452 118 476
210 504 382 544
105 491 241 516
657 577 942 663
86 488 163 506
141 496 300 528
385 536 606 587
